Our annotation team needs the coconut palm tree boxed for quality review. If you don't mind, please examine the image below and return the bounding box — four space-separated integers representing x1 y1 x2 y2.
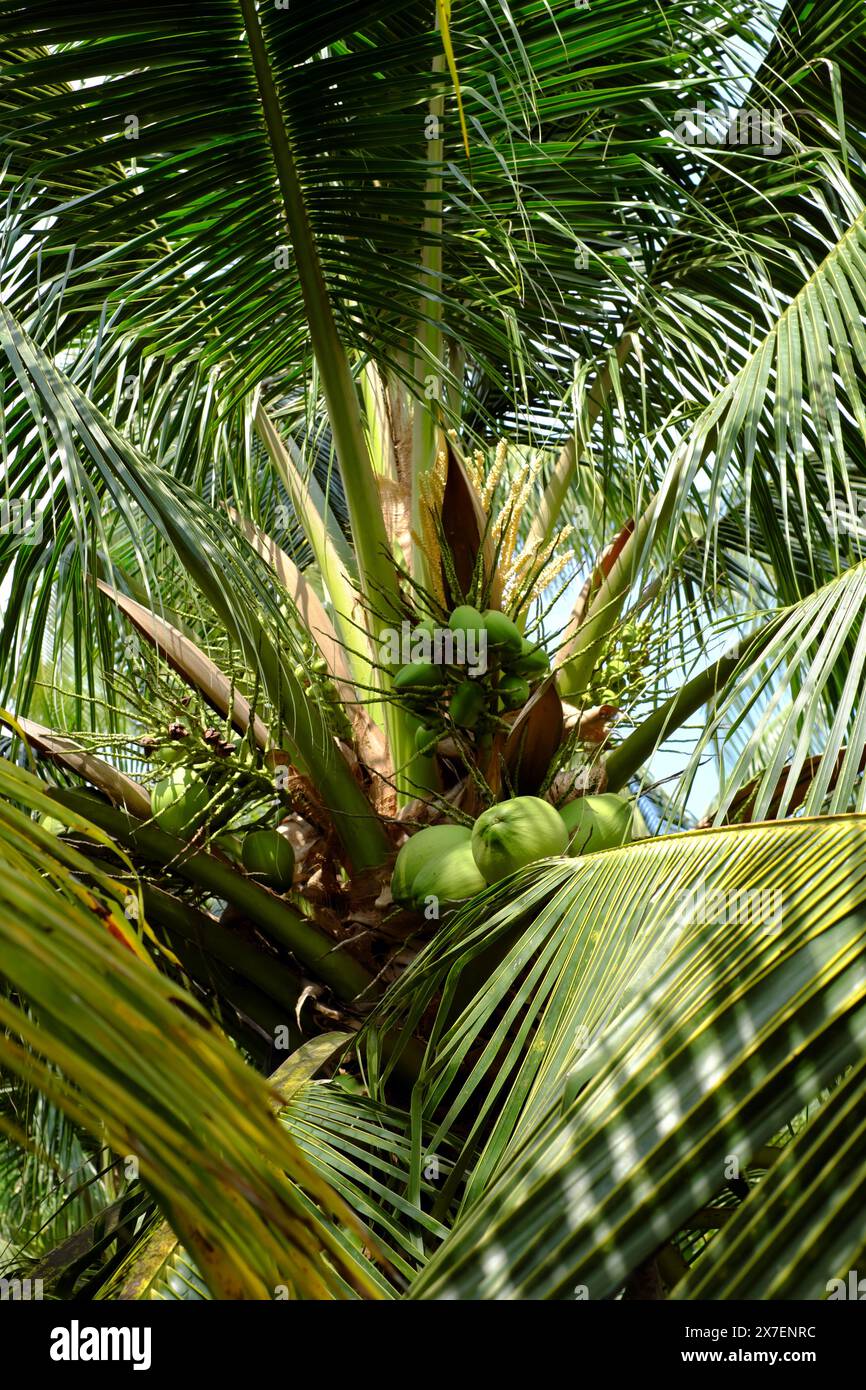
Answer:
2 0 866 1299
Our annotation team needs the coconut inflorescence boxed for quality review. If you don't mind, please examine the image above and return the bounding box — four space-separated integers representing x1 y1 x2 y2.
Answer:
389 604 550 757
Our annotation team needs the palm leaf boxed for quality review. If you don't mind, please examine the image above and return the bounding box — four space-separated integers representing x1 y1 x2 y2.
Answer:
673 1060 866 1299
405 814 866 1298
0 768 385 1299
0 304 391 869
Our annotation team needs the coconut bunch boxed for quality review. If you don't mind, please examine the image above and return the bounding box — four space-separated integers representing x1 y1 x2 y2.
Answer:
589 618 653 708
36 431 643 950
383 437 653 917
390 604 551 762
387 437 581 804
391 792 634 914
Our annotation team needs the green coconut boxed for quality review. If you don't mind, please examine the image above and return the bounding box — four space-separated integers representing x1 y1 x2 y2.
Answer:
242 829 296 890
152 768 210 838
498 673 529 710
393 661 444 691
415 723 440 757
560 793 633 854
448 604 486 638
449 679 485 728
154 742 186 766
213 830 244 862
413 837 487 910
482 609 522 656
471 795 568 883
391 823 486 911
510 637 550 678
392 824 471 904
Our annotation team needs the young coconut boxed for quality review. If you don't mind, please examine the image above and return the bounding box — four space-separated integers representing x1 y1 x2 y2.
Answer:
482 609 522 657
393 661 445 691
560 793 633 854
152 768 211 838
415 723 441 757
391 823 486 912
498 673 529 710
449 680 485 728
241 829 296 891
471 795 567 883
213 830 244 862
154 742 187 767
448 605 487 638
510 637 550 679
411 840 488 913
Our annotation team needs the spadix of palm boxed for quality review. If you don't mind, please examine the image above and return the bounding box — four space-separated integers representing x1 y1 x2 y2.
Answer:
0 306 389 869
673 1056 866 1299
408 815 866 1300
667 560 866 823
0 789 384 1299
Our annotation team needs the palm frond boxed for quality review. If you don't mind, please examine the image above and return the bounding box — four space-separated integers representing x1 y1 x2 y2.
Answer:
403 814 866 1298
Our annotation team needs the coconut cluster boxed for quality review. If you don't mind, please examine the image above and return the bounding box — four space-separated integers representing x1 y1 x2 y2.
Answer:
392 605 551 757
292 650 352 742
391 792 633 914
590 619 652 707
149 753 295 893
